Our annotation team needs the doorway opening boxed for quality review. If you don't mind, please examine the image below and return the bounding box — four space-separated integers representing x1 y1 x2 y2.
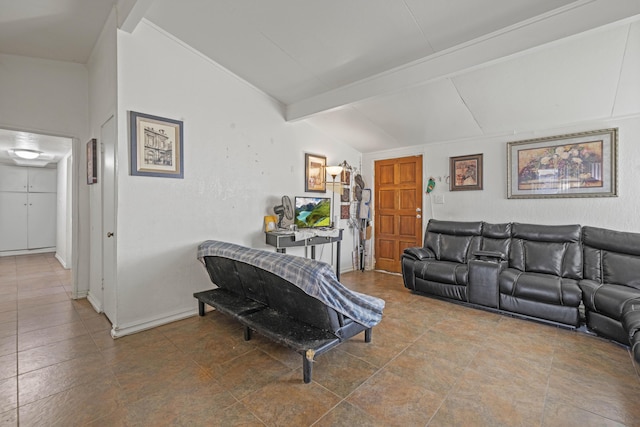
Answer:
0 127 75 294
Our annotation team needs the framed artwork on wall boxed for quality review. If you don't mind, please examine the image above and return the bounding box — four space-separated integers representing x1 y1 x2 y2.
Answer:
340 188 350 202
87 138 97 185
305 153 326 192
340 204 350 219
507 128 617 199
450 153 483 191
129 111 184 179
341 169 351 185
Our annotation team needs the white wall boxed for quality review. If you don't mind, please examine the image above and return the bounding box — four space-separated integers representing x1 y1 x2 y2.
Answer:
55 152 72 268
112 20 361 335
0 54 89 137
87 7 118 310
421 117 640 231
364 116 640 251
0 53 89 295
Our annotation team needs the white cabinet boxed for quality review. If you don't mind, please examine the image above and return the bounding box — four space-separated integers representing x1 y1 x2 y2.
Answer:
0 193 28 251
27 168 57 193
27 193 57 249
0 165 28 192
0 165 57 251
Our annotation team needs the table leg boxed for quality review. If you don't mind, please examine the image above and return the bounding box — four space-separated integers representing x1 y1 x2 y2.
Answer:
311 246 316 260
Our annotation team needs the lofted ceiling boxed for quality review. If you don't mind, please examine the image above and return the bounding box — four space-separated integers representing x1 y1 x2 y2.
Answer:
1 0 639 154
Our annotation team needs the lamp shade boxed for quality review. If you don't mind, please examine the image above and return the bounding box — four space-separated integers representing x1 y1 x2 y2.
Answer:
325 165 343 177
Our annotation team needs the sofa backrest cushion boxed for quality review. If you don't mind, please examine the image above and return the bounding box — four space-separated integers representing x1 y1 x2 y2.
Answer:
204 256 341 331
203 256 269 304
424 220 482 263
510 223 582 279
257 267 342 332
481 222 512 258
583 226 640 289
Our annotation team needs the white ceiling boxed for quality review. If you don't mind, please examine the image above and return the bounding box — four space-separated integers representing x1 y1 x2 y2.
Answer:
1 0 639 154
0 0 117 63
0 129 72 167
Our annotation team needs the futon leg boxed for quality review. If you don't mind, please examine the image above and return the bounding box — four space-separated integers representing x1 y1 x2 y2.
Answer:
303 351 314 384
244 326 252 341
198 301 205 316
364 328 372 343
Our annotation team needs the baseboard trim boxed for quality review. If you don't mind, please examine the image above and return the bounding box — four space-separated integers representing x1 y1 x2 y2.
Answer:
74 289 88 299
0 247 55 257
86 292 103 313
110 308 197 339
55 253 70 269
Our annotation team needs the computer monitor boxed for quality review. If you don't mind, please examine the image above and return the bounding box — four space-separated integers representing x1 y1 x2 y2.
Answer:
294 196 331 228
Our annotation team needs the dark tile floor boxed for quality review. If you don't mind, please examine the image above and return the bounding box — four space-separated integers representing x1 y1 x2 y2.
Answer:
1 253 639 426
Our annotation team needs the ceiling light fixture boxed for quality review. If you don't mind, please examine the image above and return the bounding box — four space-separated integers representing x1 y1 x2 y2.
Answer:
12 149 41 160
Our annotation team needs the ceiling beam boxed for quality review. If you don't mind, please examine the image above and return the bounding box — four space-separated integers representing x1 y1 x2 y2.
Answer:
117 0 156 33
286 0 640 121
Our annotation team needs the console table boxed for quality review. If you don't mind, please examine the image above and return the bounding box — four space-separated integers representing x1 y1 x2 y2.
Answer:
265 229 343 280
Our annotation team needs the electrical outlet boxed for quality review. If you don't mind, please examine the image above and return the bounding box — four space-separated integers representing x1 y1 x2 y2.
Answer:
434 194 445 204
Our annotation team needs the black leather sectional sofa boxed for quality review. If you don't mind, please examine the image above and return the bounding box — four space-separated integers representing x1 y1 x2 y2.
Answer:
402 220 640 364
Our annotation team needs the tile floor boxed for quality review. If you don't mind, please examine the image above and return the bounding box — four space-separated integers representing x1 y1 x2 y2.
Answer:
1 253 640 426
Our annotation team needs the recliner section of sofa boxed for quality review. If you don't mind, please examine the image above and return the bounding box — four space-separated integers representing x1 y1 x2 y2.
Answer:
402 220 483 302
580 226 640 349
402 220 640 363
499 223 583 327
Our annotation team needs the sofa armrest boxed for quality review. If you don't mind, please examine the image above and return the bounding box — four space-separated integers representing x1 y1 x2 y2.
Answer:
473 250 506 262
403 247 434 261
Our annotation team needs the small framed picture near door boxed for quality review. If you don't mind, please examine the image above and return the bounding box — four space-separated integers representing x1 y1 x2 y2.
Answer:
129 111 184 179
87 138 97 185
450 153 483 191
305 153 326 192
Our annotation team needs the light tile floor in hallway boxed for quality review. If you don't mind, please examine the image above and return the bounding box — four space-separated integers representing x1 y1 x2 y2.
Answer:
1 253 640 426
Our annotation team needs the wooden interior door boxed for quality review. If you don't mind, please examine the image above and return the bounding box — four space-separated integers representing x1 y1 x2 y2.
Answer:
374 155 423 273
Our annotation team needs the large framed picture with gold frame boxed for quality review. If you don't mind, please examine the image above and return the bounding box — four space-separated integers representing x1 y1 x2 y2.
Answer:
507 128 617 199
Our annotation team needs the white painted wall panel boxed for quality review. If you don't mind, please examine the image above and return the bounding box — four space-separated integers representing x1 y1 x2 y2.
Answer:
0 53 89 295
87 7 118 309
364 117 640 245
114 20 361 332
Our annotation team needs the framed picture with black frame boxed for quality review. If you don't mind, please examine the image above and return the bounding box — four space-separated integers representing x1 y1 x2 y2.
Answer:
87 138 97 185
129 111 184 179
450 153 483 191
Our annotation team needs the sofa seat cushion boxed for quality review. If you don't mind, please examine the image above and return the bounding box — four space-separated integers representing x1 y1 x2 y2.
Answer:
499 268 582 307
580 280 640 320
416 259 468 285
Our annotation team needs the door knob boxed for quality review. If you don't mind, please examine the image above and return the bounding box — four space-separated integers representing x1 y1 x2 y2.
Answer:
107 232 114 238
416 214 422 219
416 208 422 212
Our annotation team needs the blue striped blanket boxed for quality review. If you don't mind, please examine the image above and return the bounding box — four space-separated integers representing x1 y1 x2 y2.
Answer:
197 240 385 328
